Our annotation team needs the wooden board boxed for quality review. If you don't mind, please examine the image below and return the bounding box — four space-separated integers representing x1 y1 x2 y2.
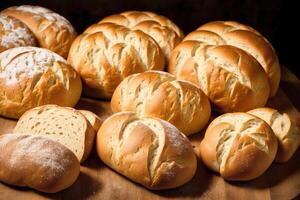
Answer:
0 67 299 200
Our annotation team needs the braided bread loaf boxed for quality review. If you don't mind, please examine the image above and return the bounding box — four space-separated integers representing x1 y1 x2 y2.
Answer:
111 71 211 135
99 11 184 62
68 23 164 99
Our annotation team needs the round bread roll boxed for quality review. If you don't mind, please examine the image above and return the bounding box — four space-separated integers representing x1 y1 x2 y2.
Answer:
99 11 184 62
97 112 197 189
68 23 164 99
79 110 102 132
200 112 278 181
111 70 211 136
0 134 80 193
0 15 36 52
1 5 77 58
248 107 300 163
0 47 82 119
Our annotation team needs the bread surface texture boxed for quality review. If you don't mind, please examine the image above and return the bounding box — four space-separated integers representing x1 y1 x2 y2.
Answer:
248 107 300 162
0 134 80 193
0 47 82 119
79 110 102 132
97 112 197 189
111 70 211 135
1 5 77 58
200 112 278 181
14 105 95 162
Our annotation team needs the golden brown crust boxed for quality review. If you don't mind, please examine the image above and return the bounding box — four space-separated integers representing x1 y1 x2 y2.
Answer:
111 70 211 135
1 5 77 58
97 112 197 189
200 112 278 181
0 47 82 119
79 110 102 132
248 107 300 162
68 23 164 99
0 134 80 193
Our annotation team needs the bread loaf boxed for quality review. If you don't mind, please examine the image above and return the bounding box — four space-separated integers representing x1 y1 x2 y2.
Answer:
99 11 184 62
79 110 102 132
0 15 36 52
0 47 82 119
248 107 300 162
14 105 95 163
97 112 197 189
68 23 164 99
1 5 77 58
0 134 80 193
111 70 211 135
200 112 278 181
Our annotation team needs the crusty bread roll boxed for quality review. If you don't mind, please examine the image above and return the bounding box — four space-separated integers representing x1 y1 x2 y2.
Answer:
97 112 197 189
0 134 80 193
99 11 184 62
169 40 270 113
111 70 211 136
79 110 102 132
200 112 278 181
1 5 77 58
0 47 82 119
248 107 300 163
14 105 95 163
0 15 36 52
68 23 164 99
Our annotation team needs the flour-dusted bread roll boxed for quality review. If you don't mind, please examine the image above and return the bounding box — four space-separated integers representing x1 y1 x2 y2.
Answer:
14 105 95 163
0 47 82 119
79 110 102 132
248 108 300 163
0 15 36 52
111 71 211 136
0 134 80 193
68 23 164 99
97 112 197 189
200 112 278 181
99 11 184 62
1 5 77 58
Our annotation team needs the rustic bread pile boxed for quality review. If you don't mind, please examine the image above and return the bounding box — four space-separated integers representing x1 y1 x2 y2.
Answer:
0 4 299 194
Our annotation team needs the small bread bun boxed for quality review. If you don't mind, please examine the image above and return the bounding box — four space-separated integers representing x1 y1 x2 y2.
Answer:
200 112 278 181
0 15 36 52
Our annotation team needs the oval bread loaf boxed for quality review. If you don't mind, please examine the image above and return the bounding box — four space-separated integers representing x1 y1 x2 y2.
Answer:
79 110 102 133
1 5 77 58
0 47 82 119
14 105 95 163
97 112 197 189
248 107 300 162
111 70 211 136
0 15 36 52
200 112 278 181
0 134 80 193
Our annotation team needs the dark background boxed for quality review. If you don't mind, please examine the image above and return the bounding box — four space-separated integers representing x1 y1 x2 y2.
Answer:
0 0 298 77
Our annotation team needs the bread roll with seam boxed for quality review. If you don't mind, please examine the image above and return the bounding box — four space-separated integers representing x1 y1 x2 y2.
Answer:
0 15 36 52
99 11 184 62
14 105 95 163
111 70 211 136
248 107 300 163
0 47 82 119
79 110 102 132
0 134 80 193
1 5 77 58
97 112 197 189
200 112 278 181
68 22 164 99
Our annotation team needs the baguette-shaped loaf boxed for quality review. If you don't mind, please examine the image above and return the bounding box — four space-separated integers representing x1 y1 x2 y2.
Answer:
79 110 102 132
200 112 278 181
0 134 80 193
248 107 300 162
97 112 197 189
111 71 211 136
14 105 95 163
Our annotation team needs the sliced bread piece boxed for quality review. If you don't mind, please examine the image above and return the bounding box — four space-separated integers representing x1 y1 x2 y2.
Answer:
14 105 95 163
79 110 102 133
